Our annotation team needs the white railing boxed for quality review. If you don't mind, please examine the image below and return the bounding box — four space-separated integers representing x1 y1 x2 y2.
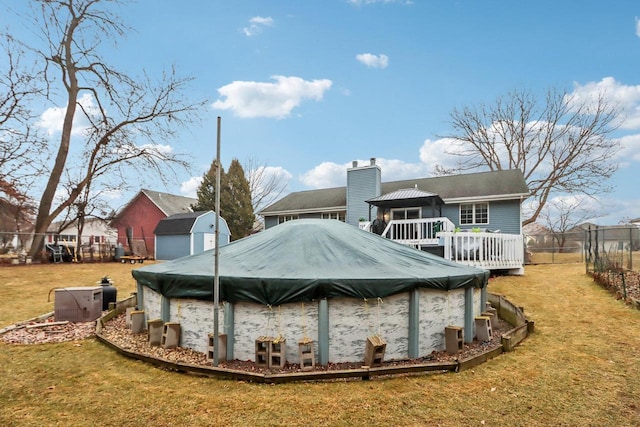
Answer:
381 218 456 247
360 217 524 272
359 221 371 231
439 231 524 270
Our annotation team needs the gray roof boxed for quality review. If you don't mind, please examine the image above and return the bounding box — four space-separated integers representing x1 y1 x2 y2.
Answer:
260 169 529 215
154 211 209 235
140 189 197 216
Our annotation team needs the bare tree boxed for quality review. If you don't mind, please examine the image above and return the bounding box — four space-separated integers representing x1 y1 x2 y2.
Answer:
244 157 289 229
7 0 206 258
439 88 620 225
539 197 601 253
0 36 46 207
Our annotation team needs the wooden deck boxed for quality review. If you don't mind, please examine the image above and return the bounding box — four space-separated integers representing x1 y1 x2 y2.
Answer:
361 218 524 273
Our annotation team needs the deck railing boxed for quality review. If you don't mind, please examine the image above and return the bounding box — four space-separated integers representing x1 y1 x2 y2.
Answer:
381 218 456 247
361 217 524 272
439 231 524 271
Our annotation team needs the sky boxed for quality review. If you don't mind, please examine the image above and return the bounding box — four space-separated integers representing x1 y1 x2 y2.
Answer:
2 0 640 225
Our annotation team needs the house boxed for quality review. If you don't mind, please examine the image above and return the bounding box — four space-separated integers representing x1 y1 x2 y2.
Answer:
46 217 117 261
259 159 529 273
110 189 197 260
154 211 230 260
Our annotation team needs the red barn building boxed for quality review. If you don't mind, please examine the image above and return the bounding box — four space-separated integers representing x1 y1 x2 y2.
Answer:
110 189 197 260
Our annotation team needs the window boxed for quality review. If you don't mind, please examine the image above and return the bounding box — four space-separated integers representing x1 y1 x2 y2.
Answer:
278 214 299 224
460 203 489 225
321 211 345 221
391 207 420 221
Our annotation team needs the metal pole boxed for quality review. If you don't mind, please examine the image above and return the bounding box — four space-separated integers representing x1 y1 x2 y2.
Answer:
213 116 221 366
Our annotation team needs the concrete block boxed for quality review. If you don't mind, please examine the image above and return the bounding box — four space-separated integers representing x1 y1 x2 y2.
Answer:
161 322 180 349
207 333 227 363
125 307 136 329
445 325 464 355
255 336 272 367
270 337 286 369
298 339 315 371
147 319 163 346
130 310 146 334
475 316 492 341
364 335 386 367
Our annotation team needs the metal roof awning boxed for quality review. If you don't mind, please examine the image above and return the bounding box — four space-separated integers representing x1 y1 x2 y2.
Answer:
366 188 445 208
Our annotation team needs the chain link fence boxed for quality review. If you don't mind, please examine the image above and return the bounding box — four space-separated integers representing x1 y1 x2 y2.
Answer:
583 225 639 273
0 231 116 264
525 226 639 271
525 231 585 265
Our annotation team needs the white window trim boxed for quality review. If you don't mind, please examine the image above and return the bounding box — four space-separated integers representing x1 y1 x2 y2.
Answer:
390 207 422 221
459 203 489 225
278 214 299 224
321 211 346 221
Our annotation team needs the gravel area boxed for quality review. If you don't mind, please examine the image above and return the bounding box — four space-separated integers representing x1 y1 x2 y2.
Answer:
2 311 512 374
1 317 96 344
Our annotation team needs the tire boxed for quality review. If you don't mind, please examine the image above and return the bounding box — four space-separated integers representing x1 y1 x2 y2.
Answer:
120 259 126 264
130 259 136 264
138 259 144 263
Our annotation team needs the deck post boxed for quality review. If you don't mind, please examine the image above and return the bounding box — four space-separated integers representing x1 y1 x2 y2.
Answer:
408 289 420 359
318 299 329 365
464 287 474 343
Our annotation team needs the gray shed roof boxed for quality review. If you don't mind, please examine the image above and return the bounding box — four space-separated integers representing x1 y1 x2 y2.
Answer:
260 169 529 215
154 211 209 235
141 189 197 216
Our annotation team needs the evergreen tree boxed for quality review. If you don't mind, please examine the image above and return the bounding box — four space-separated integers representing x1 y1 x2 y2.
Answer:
192 158 254 241
224 159 255 240
192 160 226 212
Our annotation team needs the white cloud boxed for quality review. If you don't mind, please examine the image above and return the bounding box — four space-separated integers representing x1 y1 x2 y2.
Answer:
356 53 389 69
243 16 274 37
300 161 346 188
36 93 99 136
636 17 640 38
180 176 202 198
613 133 640 167
249 165 292 190
300 157 431 189
418 137 465 171
577 196 640 225
212 75 333 119
568 77 640 130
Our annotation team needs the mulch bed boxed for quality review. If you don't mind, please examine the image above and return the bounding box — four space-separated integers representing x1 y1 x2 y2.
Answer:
3 311 511 375
591 270 640 306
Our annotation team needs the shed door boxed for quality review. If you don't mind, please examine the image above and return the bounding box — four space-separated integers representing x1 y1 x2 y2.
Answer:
203 233 216 251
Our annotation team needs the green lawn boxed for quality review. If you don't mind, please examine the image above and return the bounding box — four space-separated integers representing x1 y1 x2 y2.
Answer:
1 263 639 426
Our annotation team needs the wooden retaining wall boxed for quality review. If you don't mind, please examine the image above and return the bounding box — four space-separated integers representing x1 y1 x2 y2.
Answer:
92 292 533 383
488 293 535 352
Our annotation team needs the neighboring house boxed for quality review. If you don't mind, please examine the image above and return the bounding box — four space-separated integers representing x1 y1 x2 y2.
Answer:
110 189 197 260
46 217 117 260
46 218 117 245
522 223 553 247
259 159 530 273
631 217 640 227
154 211 231 260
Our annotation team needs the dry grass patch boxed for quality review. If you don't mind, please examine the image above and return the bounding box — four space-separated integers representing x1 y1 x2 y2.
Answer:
1 263 640 426
0 262 140 326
